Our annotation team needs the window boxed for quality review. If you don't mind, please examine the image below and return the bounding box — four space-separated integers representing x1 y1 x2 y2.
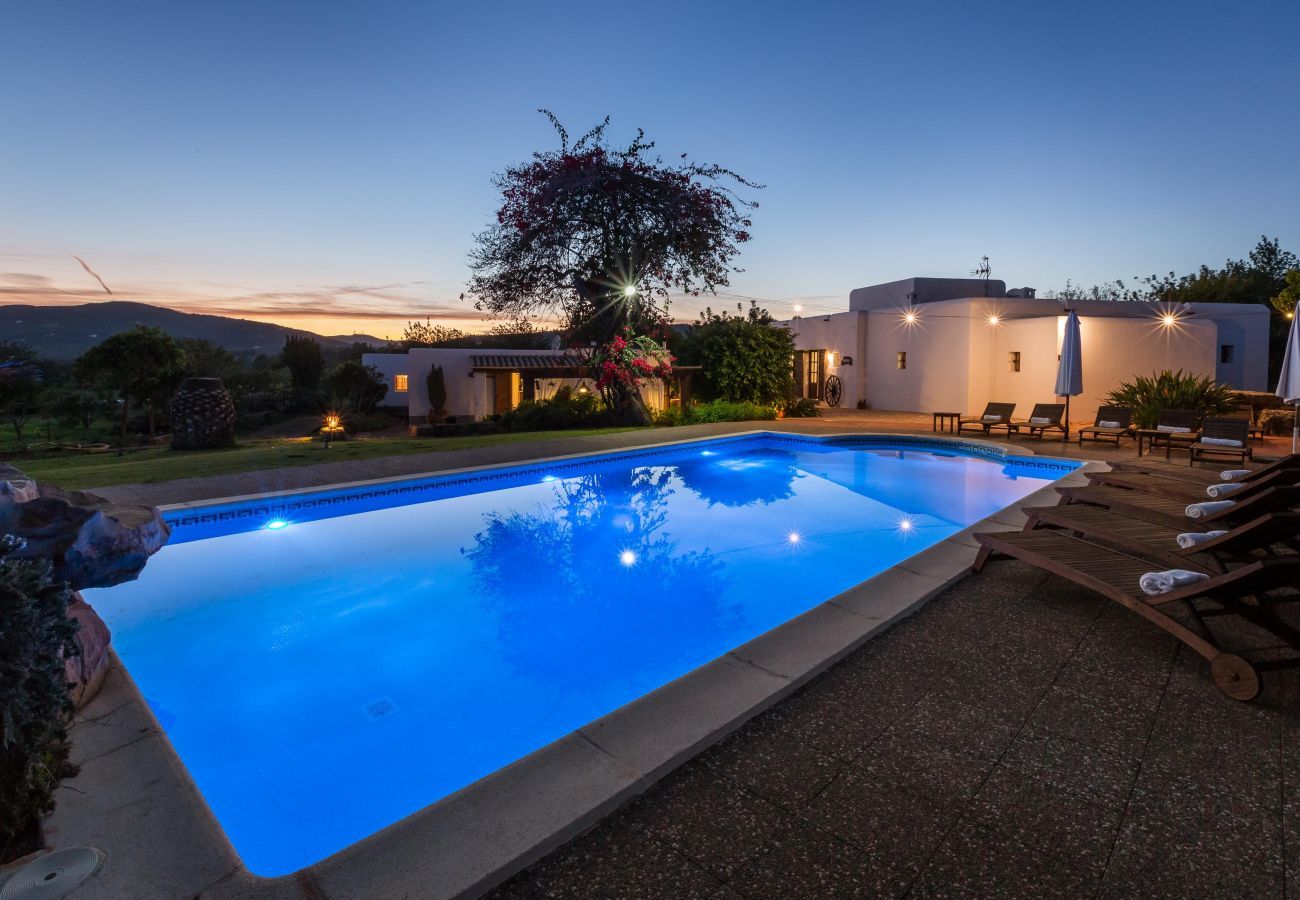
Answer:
897 352 907 370
1008 351 1021 373
394 374 409 392
1220 345 1235 364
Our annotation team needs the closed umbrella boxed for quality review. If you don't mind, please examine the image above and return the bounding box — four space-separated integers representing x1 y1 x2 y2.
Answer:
1276 312 1300 454
1055 309 1083 441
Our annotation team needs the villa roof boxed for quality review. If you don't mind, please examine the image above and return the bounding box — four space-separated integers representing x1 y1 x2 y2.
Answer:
470 353 587 370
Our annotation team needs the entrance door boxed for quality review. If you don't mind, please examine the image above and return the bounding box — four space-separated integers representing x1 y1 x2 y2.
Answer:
794 350 824 401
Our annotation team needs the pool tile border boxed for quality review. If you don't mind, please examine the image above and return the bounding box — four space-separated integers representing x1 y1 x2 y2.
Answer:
41 435 1104 900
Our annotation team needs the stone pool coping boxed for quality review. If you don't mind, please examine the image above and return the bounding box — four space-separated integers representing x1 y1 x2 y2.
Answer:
37 432 1107 900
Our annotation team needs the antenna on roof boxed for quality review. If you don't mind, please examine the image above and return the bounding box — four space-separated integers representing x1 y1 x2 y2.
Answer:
970 255 991 280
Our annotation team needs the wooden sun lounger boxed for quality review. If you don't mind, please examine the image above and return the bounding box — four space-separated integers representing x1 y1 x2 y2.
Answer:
958 402 1016 436
1189 417 1254 467
1077 406 1135 446
1021 505 1300 573
1108 453 1298 485
1084 466 1300 502
972 529 1300 700
1012 403 1066 440
1055 483 1300 529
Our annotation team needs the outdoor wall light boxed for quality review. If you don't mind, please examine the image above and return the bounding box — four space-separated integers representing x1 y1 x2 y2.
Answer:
1160 313 1179 327
987 314 1001 326
841 356 853 366
903 310 919 325
793 304 803 314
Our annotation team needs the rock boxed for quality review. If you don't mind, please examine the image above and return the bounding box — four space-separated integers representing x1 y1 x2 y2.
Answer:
66 593 111 709
0 471 170 591
170 377 237 450
0 462 39 503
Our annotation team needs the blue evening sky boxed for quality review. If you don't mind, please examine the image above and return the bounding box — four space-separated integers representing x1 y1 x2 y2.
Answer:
2 0 1297 337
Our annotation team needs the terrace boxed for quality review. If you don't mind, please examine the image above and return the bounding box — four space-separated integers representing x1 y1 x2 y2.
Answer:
23 411 1299 899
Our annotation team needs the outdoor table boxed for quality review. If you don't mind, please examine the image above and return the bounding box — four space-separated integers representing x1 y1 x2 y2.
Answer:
1135 428 1198 459
932 411 961 433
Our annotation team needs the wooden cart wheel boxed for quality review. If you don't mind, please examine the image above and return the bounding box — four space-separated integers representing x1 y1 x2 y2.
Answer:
1210 653 1260 701
824 375 843 408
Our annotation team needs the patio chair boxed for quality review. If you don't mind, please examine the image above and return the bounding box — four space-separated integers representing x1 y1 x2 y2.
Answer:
1019 505 1300 572
1226 404 1265 443
972 530 1300 700
1076 406 1134 446
1054 483 1300 529
958 402 1016 436
1012 403 1066 440
1144 408 1202 459
1107 452 1298 485
1085 465 1300 502
1188 417 1253 467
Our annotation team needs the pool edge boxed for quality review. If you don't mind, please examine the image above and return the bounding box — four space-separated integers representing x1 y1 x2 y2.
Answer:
44 436 1107 900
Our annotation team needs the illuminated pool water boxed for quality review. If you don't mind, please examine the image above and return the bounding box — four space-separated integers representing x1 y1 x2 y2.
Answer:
82 434 1077 876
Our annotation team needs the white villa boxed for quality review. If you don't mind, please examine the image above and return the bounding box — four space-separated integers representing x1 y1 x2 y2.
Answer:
363 347 682 423
367 276 1271 426
782 277 1270 422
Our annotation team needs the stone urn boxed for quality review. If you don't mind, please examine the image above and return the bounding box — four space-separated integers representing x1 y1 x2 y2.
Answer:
170 377 236 450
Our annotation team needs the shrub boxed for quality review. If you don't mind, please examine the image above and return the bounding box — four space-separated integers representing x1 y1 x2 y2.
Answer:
782 397 821 418
426 365 447 417
672 302 795 405
499 390 614 431
1 537 79 858
1103 370 1235 430
1259 407 1296 436
681 399 778 424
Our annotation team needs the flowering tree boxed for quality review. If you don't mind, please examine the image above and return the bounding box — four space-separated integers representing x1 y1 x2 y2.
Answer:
466 111 760 346
590 328 673 422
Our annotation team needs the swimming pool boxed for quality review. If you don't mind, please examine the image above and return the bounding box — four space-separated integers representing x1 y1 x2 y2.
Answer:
82 433 1078 877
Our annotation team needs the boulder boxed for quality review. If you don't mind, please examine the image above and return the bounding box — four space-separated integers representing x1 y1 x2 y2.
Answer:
0 462 39 503
0 471 169 591
66 593 111 709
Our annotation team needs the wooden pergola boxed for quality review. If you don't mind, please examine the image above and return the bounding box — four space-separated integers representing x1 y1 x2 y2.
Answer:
468 354 700 405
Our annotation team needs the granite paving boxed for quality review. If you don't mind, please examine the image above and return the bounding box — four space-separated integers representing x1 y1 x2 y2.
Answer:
486 558 1300 899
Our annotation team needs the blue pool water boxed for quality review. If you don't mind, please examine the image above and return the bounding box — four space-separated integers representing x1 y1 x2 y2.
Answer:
82 434 1076 876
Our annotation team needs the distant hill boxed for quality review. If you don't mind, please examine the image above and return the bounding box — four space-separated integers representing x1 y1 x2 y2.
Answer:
0 301 385 360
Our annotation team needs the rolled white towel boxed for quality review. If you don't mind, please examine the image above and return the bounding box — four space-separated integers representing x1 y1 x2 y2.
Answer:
1140 569 1211 596
1157 425 1191 433
1220 469 1251 480
1175 530 1230 549
981 414 1002 422
1098 420 1122 428
1205 482 1244 498
1201 436 1243 447
1186 500 1235 519
1029 416 1052 425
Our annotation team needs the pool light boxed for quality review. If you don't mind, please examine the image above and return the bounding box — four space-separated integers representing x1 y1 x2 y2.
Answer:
265 519 289 530
897 516 915 533
787 531 801 544
541 474 557 482
618 549 638 567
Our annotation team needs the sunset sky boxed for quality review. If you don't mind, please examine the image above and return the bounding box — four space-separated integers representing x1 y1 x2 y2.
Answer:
3 0 1298 340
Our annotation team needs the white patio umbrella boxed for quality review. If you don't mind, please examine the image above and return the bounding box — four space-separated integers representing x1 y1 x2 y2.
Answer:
1055 309 1083 441
1276 311 1300 453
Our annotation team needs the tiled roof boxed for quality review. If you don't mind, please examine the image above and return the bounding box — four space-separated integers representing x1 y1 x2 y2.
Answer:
470 354 588 369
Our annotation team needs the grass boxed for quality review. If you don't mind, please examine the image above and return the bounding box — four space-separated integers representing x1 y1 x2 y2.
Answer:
8 427 641 490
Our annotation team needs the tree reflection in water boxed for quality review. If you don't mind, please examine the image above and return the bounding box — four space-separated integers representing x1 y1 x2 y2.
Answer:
672 448 802 508
462 466 732 683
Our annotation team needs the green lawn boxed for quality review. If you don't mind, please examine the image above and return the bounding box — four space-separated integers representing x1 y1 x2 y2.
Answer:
9 427 641 490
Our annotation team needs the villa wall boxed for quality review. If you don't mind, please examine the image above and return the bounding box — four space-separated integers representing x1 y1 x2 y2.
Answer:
787 312 867 408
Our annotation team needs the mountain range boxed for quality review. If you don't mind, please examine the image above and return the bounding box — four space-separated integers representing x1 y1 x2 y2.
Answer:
0 301 385 360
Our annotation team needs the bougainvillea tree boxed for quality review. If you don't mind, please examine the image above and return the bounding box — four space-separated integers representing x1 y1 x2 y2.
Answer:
466 110 761 346
590 328 674 421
